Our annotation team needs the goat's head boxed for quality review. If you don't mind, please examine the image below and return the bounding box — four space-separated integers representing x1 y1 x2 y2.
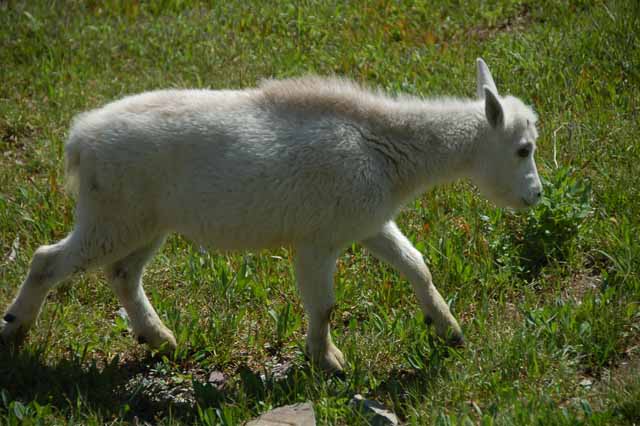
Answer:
471 58 543 209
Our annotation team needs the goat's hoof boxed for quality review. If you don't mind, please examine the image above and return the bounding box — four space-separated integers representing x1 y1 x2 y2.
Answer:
447 333 465 348
308 342 346 374
0 315 28 349
136 325 177 355
432 322 465 349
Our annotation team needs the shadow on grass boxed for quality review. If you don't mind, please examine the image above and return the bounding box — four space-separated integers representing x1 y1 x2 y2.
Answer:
0 347 201 423
0 342 449 423
0 346 321 423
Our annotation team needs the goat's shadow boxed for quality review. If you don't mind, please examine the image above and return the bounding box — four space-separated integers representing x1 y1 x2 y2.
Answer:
0 348 202 422
0 345 444 423
0 347 321 423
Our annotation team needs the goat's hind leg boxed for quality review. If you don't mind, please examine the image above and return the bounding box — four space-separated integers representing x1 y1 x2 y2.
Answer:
1 218 159 347
0 224 141 346
1 235 80 346
105 236 176 353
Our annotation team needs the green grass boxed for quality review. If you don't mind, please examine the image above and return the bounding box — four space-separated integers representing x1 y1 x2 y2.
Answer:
1 0 639 424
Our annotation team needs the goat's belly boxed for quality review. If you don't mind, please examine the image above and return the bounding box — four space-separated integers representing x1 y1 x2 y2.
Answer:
164 203 389 251
157 174 393 250
178 226 289 250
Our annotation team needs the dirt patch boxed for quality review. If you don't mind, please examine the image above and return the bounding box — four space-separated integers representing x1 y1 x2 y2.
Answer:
0 120 34 148
581 348 640 416
0 119 37 166
563 272 601 304
463 4 535 41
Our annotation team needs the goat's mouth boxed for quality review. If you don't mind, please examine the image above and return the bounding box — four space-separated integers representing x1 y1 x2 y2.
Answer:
505 197 533 212
520 197 534 208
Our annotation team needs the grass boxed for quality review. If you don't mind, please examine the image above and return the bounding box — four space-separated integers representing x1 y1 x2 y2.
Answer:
1 0 639 424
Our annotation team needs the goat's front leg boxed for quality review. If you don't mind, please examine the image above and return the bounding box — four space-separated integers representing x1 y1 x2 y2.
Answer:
361 221 464 346
294 244 345 373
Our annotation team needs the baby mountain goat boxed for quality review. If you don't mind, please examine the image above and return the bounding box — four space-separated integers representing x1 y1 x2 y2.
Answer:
1 59 541 372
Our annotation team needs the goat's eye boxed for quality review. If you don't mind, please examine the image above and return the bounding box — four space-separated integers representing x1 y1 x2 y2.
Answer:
517 147 530 158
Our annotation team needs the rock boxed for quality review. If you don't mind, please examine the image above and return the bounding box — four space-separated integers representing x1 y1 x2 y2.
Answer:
6 236 19 263
260 360 294 383
207 370 226 390
123 368 196 406
246 402 315 426
270 360 294 381
350 394 399 426
579 378 593 389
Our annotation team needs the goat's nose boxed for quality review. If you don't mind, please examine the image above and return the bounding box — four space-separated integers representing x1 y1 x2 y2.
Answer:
536 191 542 199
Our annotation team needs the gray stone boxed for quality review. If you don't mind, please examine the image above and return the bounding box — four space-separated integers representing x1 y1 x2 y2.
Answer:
350 394 399 426
246 402 315 426
208 370 226 390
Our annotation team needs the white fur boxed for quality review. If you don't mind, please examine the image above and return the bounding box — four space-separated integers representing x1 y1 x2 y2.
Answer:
1 59 541 371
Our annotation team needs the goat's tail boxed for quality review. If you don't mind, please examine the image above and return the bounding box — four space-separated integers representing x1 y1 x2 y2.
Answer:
64 116 88 198
64 139 82 198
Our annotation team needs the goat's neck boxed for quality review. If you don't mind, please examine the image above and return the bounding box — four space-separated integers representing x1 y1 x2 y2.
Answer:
379 101 486 201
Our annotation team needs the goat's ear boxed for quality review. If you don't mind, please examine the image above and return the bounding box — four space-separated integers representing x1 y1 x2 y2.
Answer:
484 85 504 128
476 58 498 99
